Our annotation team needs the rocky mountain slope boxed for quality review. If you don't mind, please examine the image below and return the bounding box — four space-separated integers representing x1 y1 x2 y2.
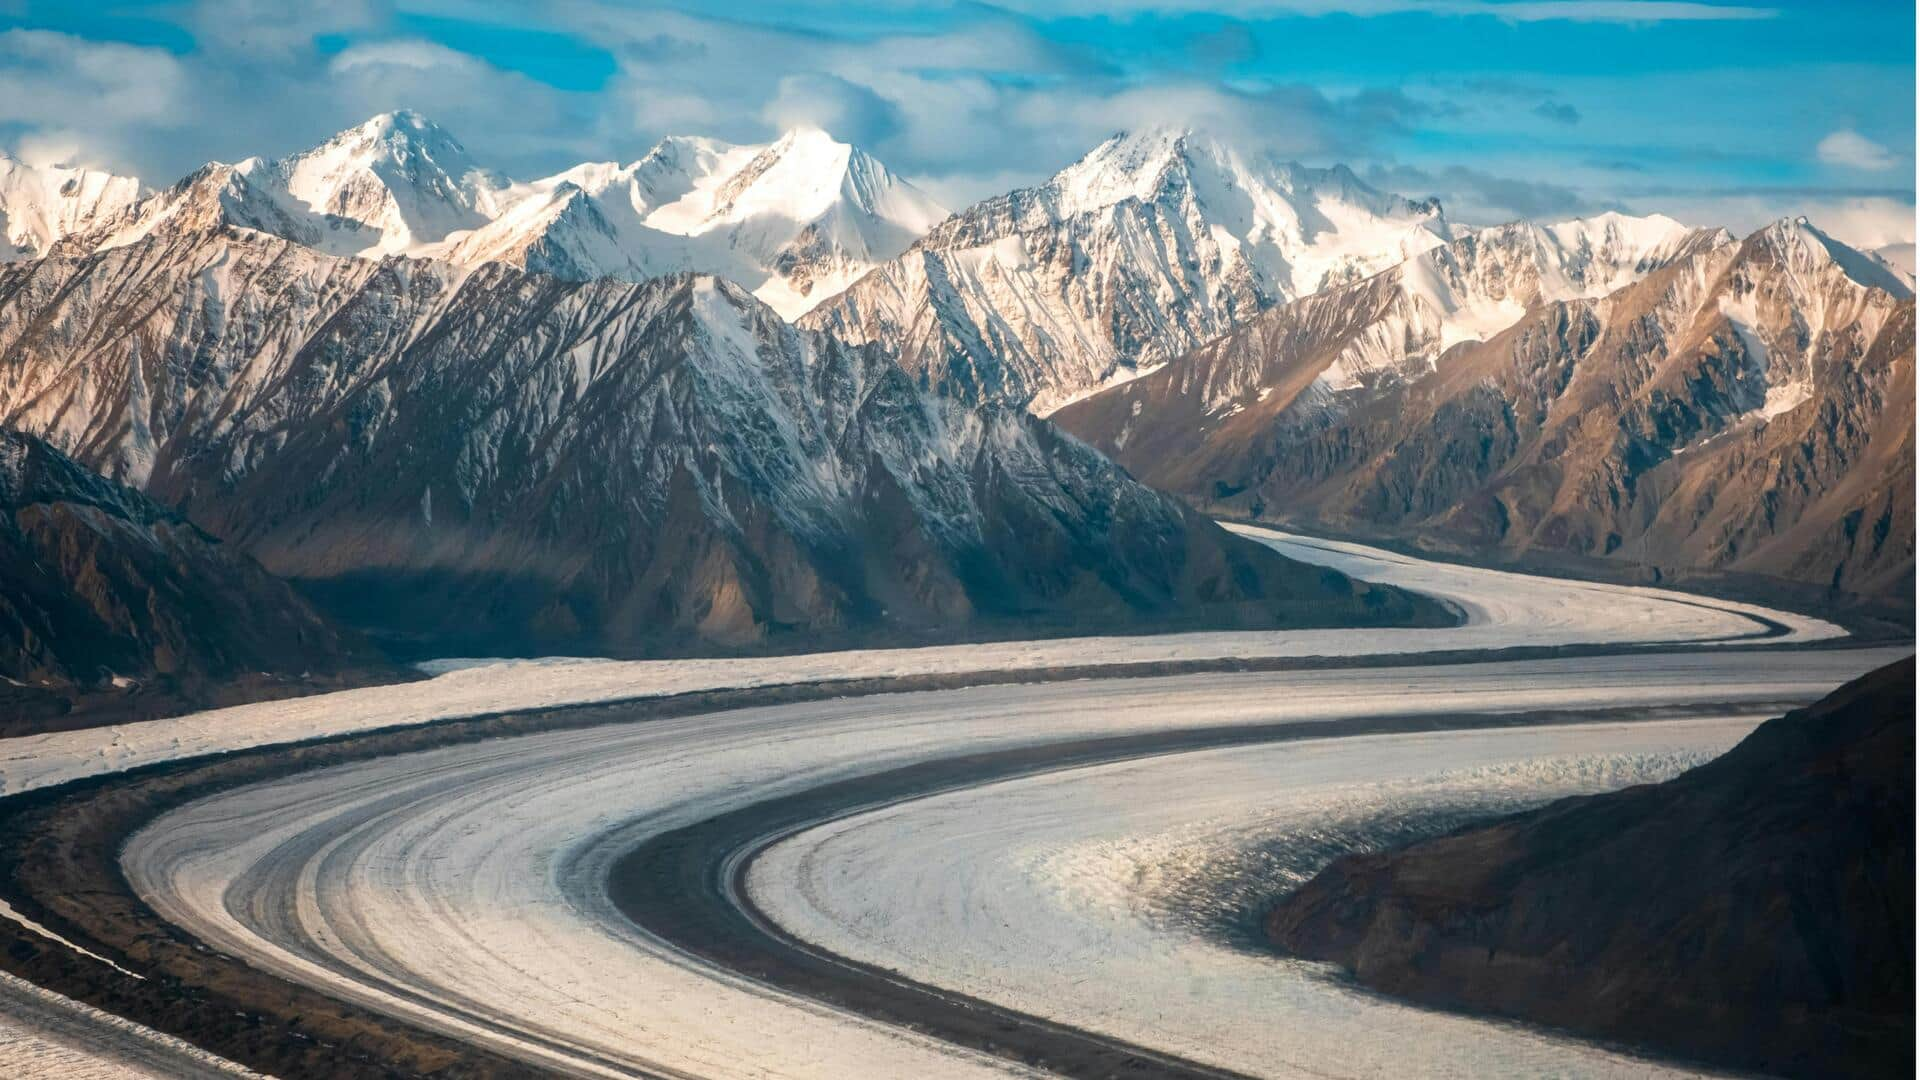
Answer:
0 427 373 724
43 112 946 321
0 227 1442 657
801 129 1455 413
1267 657 1915 1078
1054 217 1915 600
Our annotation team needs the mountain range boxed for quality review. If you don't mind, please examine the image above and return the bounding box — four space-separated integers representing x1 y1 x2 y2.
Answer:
4 111 947 322
1053 215 1914 600
0 110 1908 689
802 129 1457 413
0 223 1437 660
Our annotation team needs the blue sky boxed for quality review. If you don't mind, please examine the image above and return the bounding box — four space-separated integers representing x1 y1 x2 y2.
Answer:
1 0 1912 247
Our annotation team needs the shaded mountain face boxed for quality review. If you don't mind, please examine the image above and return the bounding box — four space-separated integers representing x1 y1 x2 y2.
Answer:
0 428 366 697
45 114 946 322
800 129 1456 414
1054 218 1915 601
1267 657 1916 1079
0 228 1442 657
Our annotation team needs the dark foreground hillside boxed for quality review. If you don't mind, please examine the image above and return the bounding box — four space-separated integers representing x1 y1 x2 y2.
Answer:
0 429 390 731
1267 658 1915 1078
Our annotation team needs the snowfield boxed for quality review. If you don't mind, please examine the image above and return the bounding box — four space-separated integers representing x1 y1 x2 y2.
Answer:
119 651 1900 1079
0 970 257 1079
0 526 1843 797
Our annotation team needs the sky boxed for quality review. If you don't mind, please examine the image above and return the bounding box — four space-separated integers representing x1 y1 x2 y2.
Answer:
0 0 1912 250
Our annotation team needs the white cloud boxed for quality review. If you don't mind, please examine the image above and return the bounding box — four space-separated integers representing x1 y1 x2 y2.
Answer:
1365 161 1596 223
1654 193 1916 251
1451 1 1775 19
188 0 382 61
561 6 1412 194
908 167 1042 212
0 22 595 184
0 30 195 175
761 73 901 143
1795 195 1917 250
329 39 477 75
10 130 88 170
0 30 188 129
1817 129 1896 171
320 41 588 167
984 1 1775 21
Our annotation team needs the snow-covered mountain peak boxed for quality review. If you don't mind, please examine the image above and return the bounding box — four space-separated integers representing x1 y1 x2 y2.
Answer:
53 110 520 260
359 108 441 139
1364 209 1726 362
1044 129 1443 234
0 149 142 194
320 110 463 158
640 134 737 168
628 136 741 201
811 132 1460 411
1481 210 1723 303
1050 128 1200 211
916 129 1455 278
268 111 492 197
434 126 946 319
1756 216 1838 265
1751 215 1913 298
1539 208 1687 246
964 131 1456 291
665 126 946 240
258 111 513 254
542 161 631 196
1592 207 1680 230
606 127 948 317
705 127 861 225
768 123 842 153
515 142 732 228
0 154 145 260
1083 207 1732 408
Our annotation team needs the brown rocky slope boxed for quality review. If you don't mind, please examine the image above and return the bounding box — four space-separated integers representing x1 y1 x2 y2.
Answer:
1267 658 1915 1077
1055 218 1914 608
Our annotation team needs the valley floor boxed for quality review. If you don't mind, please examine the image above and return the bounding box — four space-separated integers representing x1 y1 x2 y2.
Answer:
0 526 1902 1079
0 525 1844 799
